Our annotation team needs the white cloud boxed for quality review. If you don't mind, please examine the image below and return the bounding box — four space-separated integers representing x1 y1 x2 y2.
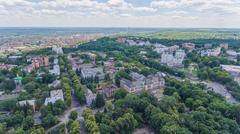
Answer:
0 0 240 27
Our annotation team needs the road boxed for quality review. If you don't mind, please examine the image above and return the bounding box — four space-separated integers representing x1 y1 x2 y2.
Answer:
204 82 239 104
168 74 239 104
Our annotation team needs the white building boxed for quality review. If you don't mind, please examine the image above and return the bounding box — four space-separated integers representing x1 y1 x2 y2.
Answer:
81 67 105 80
52 47 63 55
201 47 221 57
155 45 179 54
44 90 64 105
161 49 186 67
85 89 96 106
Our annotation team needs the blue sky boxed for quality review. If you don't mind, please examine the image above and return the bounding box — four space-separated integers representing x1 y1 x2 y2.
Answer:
0 0 240 28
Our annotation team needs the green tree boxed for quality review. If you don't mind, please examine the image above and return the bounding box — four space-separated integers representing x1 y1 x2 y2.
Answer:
69 111 78 120
22 116 34 130
96 93 105 108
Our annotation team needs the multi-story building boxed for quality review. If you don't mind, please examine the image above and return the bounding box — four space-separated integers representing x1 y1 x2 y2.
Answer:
0 64 17 70
31 56 49 69
182 43 196 50
81 67 105 80
44 90 64 105
85 89 96 106
161 49 186 67
120 72 165 94
155 45 179 54
201 47 221 57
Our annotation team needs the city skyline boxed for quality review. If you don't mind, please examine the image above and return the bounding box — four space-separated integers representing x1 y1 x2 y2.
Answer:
0 0 240 28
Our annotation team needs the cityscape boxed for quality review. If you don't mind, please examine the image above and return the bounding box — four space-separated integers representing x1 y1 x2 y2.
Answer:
1 0 240 134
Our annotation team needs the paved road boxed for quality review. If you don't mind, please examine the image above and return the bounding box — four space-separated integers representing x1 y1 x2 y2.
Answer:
168 74 239 104
204 82 239 104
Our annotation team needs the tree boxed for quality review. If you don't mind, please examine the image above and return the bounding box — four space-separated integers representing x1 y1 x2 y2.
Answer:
69 111 78 120
42 113 58 128
22 116 34 130
69 120 81 134
113 89 128 100
96 93 105 108
29 127 45 134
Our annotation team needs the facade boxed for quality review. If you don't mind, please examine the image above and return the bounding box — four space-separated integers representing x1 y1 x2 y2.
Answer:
220 43 229 49
31 56 49 68
81 67 105 80
52 47 63 55
85 89 96 106
0 64 17 70
161 49 186 67
104 58 116 74
17 100 36 112
182 43 195 50
201 47 221 57
44 90 64 105
155 45 179 54
120 72 165 93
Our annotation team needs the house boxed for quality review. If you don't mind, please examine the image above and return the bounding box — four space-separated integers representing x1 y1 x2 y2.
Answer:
44 90 64 105
85 89 96 106
17 100 36 112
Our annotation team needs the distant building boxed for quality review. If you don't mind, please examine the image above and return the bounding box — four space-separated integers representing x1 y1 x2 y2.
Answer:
182 43 195 50
44 90 64 105
52 47 63 55
8 56 22 62
0 64 17 70
220 43 229 49
204 43 212 48
201 47 221 57
31 56 49 68
155 45 179 54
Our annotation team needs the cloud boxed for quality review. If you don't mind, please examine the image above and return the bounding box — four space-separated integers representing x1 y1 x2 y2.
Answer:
0 0 240 27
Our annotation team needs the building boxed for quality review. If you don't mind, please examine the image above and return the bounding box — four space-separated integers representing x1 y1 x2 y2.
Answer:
220 43 229 49
182 43 195 50
120 72 165 94
154 45 179 54
17 100 36 112
161 49 186 67
0 64 17 70
204 43 212 48
52 46 63 55
8 56 22 62
49 64 60 76
201 47 221 57
81 67 105 80
49 57 60 76
221 65 240 84
48 80 61 88
101 84 117 98
31 56 49 68
85 89 96 106
44 90 64 105
103 58 116 74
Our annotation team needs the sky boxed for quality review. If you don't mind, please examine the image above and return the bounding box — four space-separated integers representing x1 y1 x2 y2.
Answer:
0 0 240 28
